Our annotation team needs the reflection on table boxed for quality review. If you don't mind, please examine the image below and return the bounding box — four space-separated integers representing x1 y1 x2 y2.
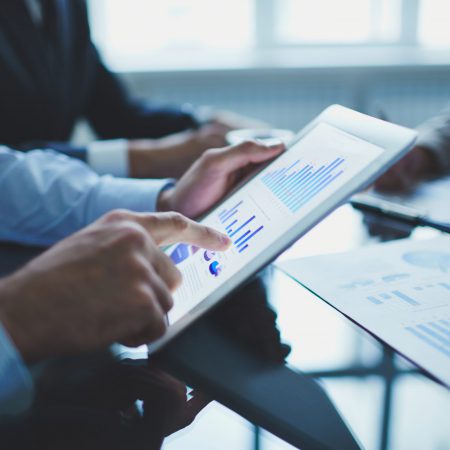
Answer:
165 205 450 450
0 205 448 450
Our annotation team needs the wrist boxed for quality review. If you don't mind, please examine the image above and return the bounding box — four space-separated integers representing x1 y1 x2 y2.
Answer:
128 139 156 178
157 187 175 212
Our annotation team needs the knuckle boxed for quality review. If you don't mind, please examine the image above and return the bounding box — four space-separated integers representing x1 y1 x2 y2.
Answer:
201 149 220 167
103 209 129 224
240 140 257 150
128 256 150 279
169 212 188 231
132 282 153 305
117 223 147 248
143 213 159 228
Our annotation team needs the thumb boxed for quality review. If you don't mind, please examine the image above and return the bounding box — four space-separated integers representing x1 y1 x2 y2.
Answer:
209 141 285 174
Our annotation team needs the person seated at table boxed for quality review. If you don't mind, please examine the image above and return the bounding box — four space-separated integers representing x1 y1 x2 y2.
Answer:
0 139 283 414
0 0 264 179
0 210 228 417
375 106 450 192
0 140 283 246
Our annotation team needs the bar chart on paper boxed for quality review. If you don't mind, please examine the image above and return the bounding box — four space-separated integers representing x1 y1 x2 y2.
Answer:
261 158 345 213
276 235 450 386
218 200 264 254
406 319 450 358
365 282 450 308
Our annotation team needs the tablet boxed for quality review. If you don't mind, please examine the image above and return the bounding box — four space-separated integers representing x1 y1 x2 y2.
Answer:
148 105 417 354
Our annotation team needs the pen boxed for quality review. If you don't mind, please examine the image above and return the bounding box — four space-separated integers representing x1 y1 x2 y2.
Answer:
350 195 450 234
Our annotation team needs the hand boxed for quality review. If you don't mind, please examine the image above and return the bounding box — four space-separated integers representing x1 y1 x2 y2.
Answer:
0 211 230 362
157 140 285 218
128 123 229 179
139 364 211 437
374 146 439 192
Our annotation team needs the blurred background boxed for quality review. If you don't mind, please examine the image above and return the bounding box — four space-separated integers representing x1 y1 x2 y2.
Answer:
86 0 450 132
84 2 450 449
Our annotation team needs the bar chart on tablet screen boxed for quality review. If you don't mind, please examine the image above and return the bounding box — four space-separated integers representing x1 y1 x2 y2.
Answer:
218 200 265 254
261 157 345 213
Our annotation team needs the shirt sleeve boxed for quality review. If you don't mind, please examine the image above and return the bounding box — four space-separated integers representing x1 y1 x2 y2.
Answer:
0 147 174 246
416 106 450 174
0 323 34 416
87 139 129 177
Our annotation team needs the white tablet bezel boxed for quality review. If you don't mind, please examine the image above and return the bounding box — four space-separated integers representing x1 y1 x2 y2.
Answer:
148 104 417 355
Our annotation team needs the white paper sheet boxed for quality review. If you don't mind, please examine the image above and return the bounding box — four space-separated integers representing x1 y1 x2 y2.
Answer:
276 236 450 387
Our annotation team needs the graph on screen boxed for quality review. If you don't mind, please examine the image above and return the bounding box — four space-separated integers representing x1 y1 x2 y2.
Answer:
218 200 264 254
261 157 345 213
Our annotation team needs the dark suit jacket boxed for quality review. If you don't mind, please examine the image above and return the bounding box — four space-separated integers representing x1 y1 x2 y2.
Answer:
0 0 198 160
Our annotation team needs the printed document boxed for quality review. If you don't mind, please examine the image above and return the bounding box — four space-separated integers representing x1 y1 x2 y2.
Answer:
277 236 450 387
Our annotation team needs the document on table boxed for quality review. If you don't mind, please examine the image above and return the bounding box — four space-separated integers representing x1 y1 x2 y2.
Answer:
358 176 450 224
276 236 450 387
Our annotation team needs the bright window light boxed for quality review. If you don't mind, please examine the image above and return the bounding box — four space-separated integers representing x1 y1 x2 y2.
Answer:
275 0 401 44
86 0 450 71
88 0 254 67
418 0 450 47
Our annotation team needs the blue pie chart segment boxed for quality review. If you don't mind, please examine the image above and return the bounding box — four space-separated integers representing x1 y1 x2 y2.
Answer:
209 261 221 277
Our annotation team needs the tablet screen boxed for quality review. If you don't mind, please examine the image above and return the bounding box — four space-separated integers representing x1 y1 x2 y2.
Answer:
166 122 384 324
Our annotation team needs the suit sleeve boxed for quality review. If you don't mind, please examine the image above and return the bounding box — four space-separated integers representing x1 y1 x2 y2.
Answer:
416 106 450 174
84 47 199 140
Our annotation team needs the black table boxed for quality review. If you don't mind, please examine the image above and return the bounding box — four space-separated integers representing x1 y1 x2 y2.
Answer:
1 205 449 450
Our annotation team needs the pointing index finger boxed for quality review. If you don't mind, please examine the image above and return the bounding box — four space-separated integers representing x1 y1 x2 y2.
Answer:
138 212 231 250
163 213 231 250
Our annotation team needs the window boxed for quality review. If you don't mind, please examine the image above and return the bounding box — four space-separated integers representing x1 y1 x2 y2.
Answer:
418 0 450 47
275 0 401 45
87 0 450 71
88 0 254 69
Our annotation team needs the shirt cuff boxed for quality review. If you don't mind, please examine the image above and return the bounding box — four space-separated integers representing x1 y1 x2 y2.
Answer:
87 139 129 177
0 324 34 416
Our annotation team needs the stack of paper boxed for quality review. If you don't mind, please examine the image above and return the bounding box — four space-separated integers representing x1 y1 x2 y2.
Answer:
277 236 450 387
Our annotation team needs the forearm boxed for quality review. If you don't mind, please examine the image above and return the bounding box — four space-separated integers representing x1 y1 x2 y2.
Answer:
0 147 173 246
128 131 201 179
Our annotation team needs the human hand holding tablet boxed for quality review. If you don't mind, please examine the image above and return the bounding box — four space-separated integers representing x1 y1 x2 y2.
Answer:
148 105 417 355
157 140 285 218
